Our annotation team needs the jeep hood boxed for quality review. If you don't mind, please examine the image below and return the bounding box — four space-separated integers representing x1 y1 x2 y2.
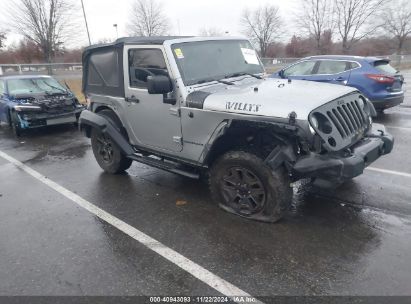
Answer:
200 78 358 119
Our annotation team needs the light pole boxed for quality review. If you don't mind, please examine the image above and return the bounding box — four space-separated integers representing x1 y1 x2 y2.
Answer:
80 0 92 45
113 24 118 39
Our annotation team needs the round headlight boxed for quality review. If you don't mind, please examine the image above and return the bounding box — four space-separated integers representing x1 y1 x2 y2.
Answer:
311 112 333 134
357 97 364 109
311 116 319 129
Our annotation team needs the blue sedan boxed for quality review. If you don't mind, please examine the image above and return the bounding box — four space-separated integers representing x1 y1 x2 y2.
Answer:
0 75 85 136
271 55 404 112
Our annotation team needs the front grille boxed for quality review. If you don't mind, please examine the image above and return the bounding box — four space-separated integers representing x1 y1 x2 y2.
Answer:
326 100 368 139
42 105 75 114
309 93 371 152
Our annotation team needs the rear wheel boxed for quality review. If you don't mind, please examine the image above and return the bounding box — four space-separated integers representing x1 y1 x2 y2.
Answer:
90 110 132 174
209 150 292 223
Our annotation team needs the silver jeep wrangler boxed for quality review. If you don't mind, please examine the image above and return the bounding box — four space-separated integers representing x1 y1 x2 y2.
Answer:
79 36 394 222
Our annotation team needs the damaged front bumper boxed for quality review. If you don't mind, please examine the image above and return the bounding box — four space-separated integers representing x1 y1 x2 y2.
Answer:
14 106 85 129
292 123 394 186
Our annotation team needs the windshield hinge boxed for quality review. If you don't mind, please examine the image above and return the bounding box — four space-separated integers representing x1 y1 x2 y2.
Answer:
169 108 181 117
173 136 183 145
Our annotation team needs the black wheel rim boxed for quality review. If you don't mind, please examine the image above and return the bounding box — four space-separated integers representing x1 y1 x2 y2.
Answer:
96 134 114 164
221 166 266 215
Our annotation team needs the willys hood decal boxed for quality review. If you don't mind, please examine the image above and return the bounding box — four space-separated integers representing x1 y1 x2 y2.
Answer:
201 78 358 119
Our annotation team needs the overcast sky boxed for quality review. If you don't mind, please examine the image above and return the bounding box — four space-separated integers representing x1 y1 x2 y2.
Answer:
2 0 299 48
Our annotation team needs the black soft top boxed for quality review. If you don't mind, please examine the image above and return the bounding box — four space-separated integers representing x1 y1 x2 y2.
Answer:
83 36 189 53
82 36 191 97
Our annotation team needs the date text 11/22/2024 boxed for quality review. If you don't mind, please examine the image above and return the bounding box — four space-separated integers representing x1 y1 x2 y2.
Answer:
149 296 258 303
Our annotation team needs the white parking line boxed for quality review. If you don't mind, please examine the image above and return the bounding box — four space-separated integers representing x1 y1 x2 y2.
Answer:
0 150 260 303
367 166 411 178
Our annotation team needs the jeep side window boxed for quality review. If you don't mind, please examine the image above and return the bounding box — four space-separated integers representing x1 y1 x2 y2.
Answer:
283 61 316 77
128 49 168 89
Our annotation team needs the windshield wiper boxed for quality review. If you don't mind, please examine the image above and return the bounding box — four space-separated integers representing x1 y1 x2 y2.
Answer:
193 78 214 85
43 81 67 94
192 78 234 86
217 79 234 85
224 72 263 80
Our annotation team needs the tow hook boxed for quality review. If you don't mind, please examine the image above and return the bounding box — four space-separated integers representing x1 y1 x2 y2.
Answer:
377 129 385 136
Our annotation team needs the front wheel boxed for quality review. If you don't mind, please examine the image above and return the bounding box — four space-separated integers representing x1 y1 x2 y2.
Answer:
209 150 292 223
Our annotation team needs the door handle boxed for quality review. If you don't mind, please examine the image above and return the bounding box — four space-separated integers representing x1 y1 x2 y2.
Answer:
125 95 139 103
334 77 348 85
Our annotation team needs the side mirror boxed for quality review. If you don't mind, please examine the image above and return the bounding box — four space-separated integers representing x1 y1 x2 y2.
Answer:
147 75 173 95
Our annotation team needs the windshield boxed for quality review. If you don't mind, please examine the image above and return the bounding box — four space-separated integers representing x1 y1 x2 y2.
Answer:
7 77 67 96
171 40 264 86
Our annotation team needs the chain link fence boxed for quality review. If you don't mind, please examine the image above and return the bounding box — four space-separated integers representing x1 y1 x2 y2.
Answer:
1 54 410 78
0 63 82 79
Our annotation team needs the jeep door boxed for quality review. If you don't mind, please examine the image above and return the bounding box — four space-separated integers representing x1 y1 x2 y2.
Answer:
123 46 182 152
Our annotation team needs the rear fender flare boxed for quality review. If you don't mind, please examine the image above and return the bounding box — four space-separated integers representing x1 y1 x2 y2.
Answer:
79 110 135 157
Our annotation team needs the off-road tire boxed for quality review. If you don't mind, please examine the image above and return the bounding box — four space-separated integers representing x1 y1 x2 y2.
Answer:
10 111 22 137
91 110 132 174
209 150 292 223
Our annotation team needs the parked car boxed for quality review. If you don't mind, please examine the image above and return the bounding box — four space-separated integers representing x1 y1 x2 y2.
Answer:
79 37 393 223
271 55 404 112
0 75 85 136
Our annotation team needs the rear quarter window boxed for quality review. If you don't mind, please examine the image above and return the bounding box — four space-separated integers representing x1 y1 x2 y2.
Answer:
374 61 397 74
83 46 124 97
350 62 360 69
87 50 120 87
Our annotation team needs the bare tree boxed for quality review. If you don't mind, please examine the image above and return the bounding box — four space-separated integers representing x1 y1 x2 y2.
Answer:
334 0 384 53
382 0 411 55
128 0 170 36
0 31 6 49
8 0 77 64
296 0 334 54
241 5 282 57
199 27 225 37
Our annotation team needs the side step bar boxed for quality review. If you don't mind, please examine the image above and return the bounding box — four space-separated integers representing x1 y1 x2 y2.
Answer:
129 153 200 179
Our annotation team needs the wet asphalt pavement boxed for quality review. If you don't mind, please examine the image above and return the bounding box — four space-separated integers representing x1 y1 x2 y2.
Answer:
1 84 411 298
